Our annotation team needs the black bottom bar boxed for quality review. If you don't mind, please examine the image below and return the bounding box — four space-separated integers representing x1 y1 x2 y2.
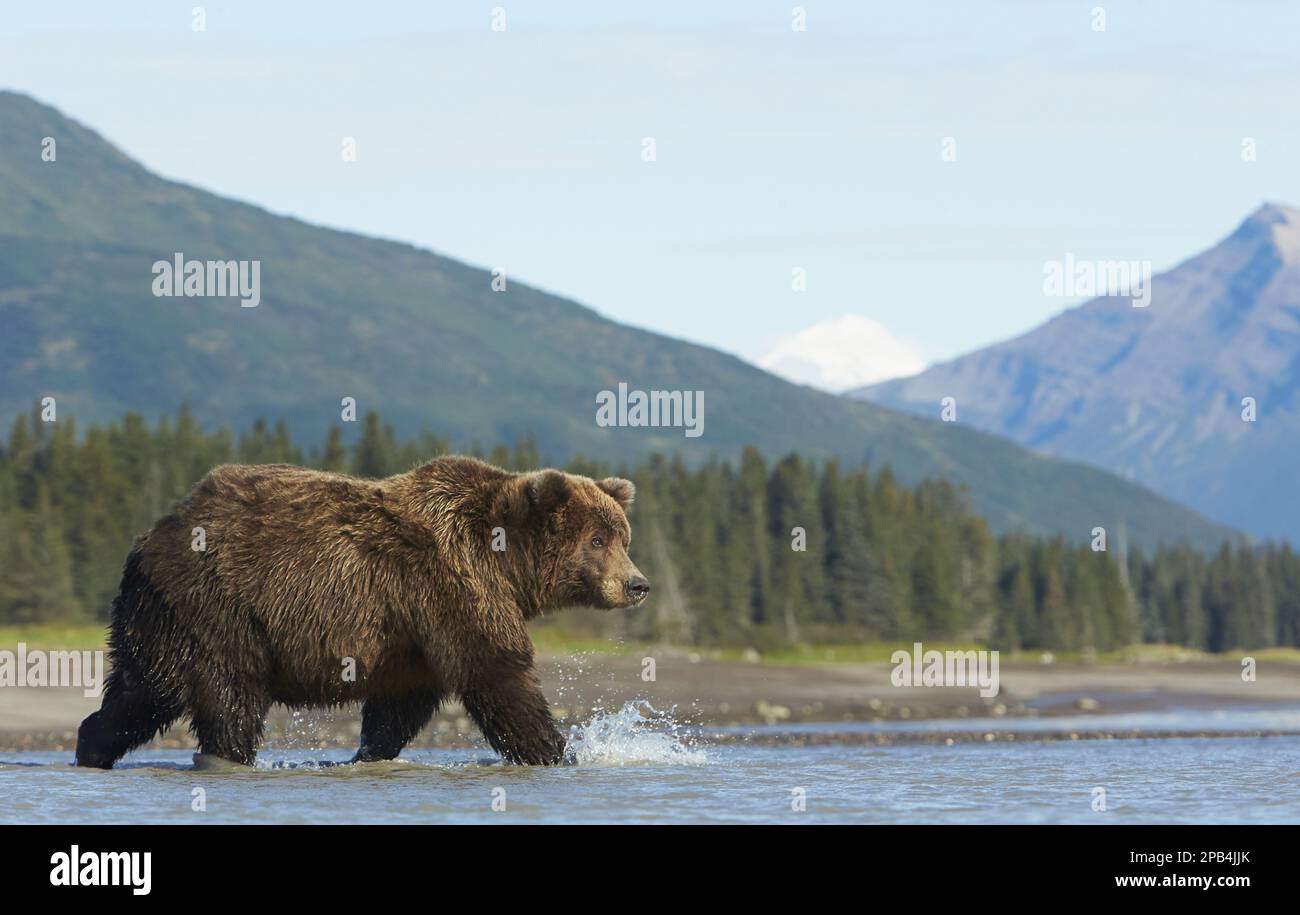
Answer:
7 824 1287 899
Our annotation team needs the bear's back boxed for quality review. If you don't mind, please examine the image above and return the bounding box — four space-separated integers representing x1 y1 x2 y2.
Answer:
137 464 432 654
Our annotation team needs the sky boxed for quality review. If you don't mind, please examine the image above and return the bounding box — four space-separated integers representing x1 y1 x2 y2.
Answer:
3 1 1299 388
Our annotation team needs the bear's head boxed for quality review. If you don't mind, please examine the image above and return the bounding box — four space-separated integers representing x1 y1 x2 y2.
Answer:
510 469 650 611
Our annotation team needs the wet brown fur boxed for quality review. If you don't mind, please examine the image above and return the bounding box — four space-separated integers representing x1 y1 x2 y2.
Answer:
75 457 645 768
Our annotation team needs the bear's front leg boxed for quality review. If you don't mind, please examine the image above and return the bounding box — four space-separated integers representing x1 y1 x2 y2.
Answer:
461 666 566 766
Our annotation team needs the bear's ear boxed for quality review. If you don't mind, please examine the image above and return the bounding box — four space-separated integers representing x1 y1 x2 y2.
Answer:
598 477 635 510
525 470 571 516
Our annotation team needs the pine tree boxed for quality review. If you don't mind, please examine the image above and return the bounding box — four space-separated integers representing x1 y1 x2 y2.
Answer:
910 520 960 638
320 426 347 472
354 412 398 478
820 461 872 631
766 454 823 643
0 483 81 622
732 447 771 632
1036 544 1073 650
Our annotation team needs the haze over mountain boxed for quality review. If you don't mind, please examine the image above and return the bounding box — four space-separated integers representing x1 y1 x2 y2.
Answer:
0 90 1236 549
854 204 1300 541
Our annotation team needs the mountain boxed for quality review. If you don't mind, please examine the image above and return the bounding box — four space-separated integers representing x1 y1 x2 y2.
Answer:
0 90 1235 549
758 314 927 391
854 203 1300 541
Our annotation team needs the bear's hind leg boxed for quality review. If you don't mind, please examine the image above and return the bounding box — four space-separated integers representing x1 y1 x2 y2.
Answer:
190 689 270 766
354 688 444 762
461 668 566 766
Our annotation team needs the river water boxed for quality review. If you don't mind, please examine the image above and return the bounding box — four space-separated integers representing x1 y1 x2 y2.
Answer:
4 702 1299 824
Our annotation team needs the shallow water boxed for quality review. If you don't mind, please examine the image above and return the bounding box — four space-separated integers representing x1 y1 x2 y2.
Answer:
5 703 1300 824
710 702 1300 736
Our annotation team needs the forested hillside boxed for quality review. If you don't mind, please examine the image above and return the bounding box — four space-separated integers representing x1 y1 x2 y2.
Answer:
0 89 1236 549
1 405 1295 652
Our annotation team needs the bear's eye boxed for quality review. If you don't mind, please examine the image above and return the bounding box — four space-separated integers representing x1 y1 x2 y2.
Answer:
590 536 604 549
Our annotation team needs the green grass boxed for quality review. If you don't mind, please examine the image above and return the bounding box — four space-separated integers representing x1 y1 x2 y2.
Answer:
993 644 1300 665
1240 646 1300 663
0 622 108 650
530 631 1300 667
8 622 1300 668
528 627 633 657
711 641 987 665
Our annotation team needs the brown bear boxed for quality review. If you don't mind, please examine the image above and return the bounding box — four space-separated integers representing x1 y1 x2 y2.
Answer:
74 457 648 768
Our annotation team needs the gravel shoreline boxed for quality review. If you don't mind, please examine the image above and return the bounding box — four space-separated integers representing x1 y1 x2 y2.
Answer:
4 649 1299 754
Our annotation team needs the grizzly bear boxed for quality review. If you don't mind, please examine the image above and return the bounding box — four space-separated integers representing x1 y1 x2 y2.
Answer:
74 457 648 768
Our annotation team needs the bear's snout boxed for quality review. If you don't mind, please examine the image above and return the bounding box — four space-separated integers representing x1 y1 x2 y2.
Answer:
625 576 651 602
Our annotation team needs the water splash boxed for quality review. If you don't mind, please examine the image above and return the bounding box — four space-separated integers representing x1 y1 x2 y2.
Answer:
564 701 708 767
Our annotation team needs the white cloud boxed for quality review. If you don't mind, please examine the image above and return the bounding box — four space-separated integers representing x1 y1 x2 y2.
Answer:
758 314 927 392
